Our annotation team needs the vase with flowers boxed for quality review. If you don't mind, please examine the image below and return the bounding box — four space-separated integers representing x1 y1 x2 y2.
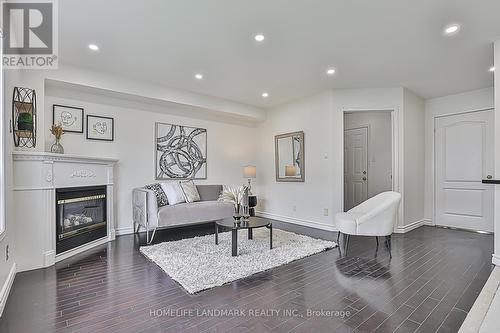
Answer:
50 123 64 154
218 185 249 223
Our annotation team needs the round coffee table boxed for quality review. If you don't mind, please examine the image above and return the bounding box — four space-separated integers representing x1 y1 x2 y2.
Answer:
215 216 272 256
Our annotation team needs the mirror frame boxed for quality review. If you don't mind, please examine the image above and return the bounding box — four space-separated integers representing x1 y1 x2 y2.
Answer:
275 131 305 182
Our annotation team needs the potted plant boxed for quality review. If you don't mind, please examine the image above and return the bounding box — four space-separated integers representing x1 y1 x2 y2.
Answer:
218 185 249 222
17 112 33 131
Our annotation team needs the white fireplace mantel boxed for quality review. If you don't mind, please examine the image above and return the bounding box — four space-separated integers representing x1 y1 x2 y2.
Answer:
12 151 118 272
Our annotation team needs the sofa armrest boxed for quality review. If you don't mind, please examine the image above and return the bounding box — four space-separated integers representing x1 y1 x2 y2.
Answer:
132 188 159 229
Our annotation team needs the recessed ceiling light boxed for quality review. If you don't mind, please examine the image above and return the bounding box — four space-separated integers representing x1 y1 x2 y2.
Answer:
254 34 265 42
489 66 495 72
261 92 269 98
326 68 336 75
88 44 99 51
444 24 460 35
195 73 203 80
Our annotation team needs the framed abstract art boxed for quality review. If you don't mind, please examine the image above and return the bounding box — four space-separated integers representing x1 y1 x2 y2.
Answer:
86 115 114 141
53 104 84 133
155 122 207 180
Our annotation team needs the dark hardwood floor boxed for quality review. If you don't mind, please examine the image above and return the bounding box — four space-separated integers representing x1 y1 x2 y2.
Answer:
0 223 493 333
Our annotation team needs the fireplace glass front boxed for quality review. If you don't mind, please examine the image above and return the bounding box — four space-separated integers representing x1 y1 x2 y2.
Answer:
56 185 107 254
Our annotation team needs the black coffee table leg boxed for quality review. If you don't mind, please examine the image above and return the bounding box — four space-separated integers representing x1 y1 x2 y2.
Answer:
248 228 253 240
215 223 219 245
269 224 273 249
232 229 238 256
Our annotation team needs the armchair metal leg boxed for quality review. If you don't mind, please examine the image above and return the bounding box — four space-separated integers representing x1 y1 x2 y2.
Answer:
385 235 392 258
337 232 341 243
376 236 379 247
343 234 350 256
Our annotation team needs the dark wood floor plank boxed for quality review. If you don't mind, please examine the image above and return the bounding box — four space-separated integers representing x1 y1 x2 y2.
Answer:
0 223 493 333
436 308 468 333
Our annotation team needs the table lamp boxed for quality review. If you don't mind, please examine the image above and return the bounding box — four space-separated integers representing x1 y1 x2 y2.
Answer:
242 165 257 193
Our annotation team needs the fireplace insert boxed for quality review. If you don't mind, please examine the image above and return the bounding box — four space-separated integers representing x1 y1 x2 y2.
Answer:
56 185 107 254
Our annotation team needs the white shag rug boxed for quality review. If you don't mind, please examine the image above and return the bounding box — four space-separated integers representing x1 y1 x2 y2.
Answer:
140 228 336 294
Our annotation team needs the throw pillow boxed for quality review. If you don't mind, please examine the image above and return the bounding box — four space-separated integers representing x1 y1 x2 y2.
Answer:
160 182 186 205
179 180 201 203
144 183 168 207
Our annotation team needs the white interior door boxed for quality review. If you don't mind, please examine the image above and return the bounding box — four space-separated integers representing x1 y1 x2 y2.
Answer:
435 110 494 232
344 127 368 211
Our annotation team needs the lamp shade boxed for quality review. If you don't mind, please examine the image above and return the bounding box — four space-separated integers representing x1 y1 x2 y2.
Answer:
285 165 297 177
243 165 257 178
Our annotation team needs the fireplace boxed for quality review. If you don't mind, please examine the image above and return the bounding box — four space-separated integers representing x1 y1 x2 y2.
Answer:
56 185 108 254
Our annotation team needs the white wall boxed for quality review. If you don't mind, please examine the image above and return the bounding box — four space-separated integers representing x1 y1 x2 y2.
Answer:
44 86 258 235
0 69 22 315
256 91 334 230
256 88 416 231
423 87 495 223
6 64 265 157
403 88 425 230
256 87 426 232
344 111 392 198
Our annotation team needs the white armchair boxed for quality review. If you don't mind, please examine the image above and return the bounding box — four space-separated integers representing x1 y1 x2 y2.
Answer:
335 191 401 255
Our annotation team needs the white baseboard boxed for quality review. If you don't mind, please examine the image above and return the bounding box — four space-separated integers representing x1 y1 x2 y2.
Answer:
115 227 134 236
394 219 427 234
492 254 500 267
109 228 116 241
256 211 337 232
0 262 16 317
423 218 434 226
43 250 56 268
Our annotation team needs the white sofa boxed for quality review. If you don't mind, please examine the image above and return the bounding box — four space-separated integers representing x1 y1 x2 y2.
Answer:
132 184 233 243
335 191 401 254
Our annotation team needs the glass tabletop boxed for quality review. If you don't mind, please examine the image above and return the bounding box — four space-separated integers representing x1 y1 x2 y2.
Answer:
216 216 271 229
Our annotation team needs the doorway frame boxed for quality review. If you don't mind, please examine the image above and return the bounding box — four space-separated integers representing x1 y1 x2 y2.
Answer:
341 108 399 215
432 107 495 231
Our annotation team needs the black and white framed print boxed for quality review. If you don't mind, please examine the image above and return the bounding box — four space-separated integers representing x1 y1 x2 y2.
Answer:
53 104 84 133
86 115 114 141
155 122 207 180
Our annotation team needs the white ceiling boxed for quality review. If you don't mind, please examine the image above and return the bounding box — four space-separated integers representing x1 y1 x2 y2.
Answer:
59 0 500 108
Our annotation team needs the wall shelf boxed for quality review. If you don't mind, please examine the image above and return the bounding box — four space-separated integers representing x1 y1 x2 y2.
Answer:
12 87 37 148
14 130 34 138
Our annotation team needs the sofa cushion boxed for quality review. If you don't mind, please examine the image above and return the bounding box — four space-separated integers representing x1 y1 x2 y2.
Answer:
161 182 186 205
196 185 223 202
158 200 233 227
144 183 168 207
180 180 201 203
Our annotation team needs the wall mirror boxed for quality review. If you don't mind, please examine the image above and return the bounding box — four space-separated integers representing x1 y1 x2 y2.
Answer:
275 131 305 182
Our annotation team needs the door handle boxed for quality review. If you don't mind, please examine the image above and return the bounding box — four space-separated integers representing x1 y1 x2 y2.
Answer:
362 177 367 181
487 175 493 180
363 171 367 174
